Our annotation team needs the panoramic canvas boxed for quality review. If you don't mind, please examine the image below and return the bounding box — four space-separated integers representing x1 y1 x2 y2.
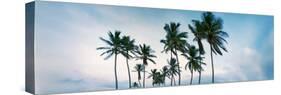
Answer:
25 1 274 94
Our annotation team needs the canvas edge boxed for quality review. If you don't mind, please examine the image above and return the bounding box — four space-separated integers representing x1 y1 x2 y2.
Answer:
25 1 36 94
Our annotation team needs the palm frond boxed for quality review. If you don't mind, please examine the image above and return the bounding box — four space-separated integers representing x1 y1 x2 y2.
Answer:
104 52 114 60
96 47 111 50
100 49 113 56
148 58 156 64
99 37 113 46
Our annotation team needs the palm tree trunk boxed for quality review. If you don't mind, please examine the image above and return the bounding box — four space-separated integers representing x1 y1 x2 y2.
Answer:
175 51 181 85
170 76 173 86
114 54 119 89
198 54 202 84
210 45 215 83
138 80 141 88
126 51 132 88
198 71 201 84
173 76 176 85
164 77 166 86
190 70 193 85
143 65 146 88
170 49 173 60
170 49 173 86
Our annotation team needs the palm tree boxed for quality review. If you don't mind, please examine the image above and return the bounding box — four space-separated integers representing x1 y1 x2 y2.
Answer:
160 66 169 86
148 69 157 86
135 44 157 88
148 69 161 87
97 31 123 89
166 58 179 86
133 64 144 88
161 22 188 85
182 45 205 85
147 69 165 87
154 72 164 86
121 36 136 88
188 20 206 84
201 12 229 83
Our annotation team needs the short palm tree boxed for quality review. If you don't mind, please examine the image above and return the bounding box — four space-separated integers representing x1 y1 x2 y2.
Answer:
188 20 206 84
148 69 163 87
166 58 179 86
132 64 144 88
148 69 157 86
97 31 123 89
201 12 229 83
160 66 169 86
121 36 137 88
161 22 188 85
154 72 164 86
182 45 205 85
135 44 157 88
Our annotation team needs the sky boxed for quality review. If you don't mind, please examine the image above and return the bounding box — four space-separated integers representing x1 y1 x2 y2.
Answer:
33 1 273 94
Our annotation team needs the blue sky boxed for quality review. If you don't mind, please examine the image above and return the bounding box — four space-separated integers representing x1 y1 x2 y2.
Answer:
33 1 273 94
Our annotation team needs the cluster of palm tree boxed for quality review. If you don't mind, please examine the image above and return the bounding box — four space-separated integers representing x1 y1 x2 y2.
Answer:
97 31 157 89
97 12 229 89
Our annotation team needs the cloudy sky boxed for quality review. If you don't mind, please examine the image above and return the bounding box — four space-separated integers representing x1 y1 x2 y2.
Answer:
33 1 273 94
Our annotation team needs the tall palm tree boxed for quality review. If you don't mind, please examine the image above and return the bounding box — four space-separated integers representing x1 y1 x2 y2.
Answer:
182 45 205 85
135 44 157 88
188 20 206 84
97 31 123 89
133 64 144 88
161 22 188 85
121 36 136 88
166 58 179 86
201 12 229 83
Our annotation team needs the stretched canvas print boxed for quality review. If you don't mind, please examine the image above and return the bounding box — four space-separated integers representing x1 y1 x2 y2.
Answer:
25 1 274 94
